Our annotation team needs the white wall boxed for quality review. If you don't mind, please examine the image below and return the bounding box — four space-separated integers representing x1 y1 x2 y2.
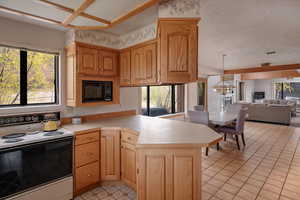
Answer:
0 17 66 116
244 80 255 102
207 76 222 112
186 82 198 111
254 79 273 99
0 16 140 117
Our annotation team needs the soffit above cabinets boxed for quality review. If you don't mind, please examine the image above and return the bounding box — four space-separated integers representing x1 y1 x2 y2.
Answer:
0 0 159 31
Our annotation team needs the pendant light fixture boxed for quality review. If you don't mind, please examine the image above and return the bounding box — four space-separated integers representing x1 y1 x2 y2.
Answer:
213 54 235 95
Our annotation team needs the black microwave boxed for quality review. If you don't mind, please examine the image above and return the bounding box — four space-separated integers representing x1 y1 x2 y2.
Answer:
82 80 113 103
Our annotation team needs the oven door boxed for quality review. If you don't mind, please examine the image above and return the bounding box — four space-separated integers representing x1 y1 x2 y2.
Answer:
0 137 73 199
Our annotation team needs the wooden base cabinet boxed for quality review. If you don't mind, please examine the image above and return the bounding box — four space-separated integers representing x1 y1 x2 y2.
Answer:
121 129 138 190
74 130 100 195
101 129 121 181
136 148 201 200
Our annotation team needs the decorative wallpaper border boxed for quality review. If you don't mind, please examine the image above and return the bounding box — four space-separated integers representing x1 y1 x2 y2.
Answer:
159 0 201 18
65 0 200 49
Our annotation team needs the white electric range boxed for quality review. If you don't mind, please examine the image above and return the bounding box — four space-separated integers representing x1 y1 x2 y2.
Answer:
0 124 74 200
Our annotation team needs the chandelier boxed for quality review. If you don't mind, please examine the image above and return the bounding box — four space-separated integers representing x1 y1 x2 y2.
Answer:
213 54 235 95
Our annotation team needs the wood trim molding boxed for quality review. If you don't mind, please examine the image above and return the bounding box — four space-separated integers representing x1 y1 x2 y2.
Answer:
75 42 119 52
120 39 157 52
61 110 137 125
37 0 111 25
63 0 95 25
224 64 300 74
241 70 300 80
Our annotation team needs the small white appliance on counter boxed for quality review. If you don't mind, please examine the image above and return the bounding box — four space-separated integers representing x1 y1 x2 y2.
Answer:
0 112 74 200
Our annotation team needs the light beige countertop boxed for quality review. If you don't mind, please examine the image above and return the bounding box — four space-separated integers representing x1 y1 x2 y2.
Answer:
63 115 222 148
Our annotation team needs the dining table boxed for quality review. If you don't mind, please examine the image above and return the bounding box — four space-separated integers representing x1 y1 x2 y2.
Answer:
209 111 238 126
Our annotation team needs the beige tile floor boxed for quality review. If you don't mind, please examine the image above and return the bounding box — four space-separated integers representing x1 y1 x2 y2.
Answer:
76 122 300 200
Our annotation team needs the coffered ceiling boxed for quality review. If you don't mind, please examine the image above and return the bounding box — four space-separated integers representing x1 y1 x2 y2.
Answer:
0 0 159 33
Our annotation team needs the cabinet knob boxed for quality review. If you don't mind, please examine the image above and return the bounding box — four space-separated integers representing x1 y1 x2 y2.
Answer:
87 174 91 177
127 137 131 140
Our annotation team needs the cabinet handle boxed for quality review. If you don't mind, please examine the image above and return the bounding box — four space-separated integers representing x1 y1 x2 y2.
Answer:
127 137 131 140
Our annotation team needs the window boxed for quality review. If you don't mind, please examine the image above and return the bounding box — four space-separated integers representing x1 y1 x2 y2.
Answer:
0 45 58 107
141 85 185 117
274 82 300 100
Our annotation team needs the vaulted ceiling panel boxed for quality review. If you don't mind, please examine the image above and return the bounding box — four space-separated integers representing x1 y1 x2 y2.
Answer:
71 16 106 26
44 0 83 9
84 0 149 21
0 0 69 22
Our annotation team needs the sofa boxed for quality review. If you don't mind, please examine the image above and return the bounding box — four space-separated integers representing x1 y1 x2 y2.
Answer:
262 99 296 116
241 103 291 125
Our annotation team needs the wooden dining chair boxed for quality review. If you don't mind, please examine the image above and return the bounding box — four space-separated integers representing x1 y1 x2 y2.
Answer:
217 109 247 150
187 110 220 156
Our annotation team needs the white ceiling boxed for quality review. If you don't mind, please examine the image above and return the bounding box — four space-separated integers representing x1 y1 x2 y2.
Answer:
1 0 300 72
199 0 300 72
0 0 157 34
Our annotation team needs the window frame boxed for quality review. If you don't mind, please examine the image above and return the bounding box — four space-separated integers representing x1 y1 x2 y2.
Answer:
0 45 59 107
142 84 184 116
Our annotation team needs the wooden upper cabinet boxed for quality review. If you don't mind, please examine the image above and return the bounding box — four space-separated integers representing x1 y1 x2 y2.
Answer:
98 50 118 76
77 46 99 75
131 42 157 85
65 42 120 107
120 50 131 86
159 19 199 83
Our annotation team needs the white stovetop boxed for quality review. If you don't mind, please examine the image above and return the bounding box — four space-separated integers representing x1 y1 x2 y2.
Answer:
0 126 74 150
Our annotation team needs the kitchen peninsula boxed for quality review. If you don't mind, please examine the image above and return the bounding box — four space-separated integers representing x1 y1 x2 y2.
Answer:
63 115 222 200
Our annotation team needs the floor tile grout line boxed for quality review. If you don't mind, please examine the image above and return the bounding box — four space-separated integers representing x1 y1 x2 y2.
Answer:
230 125 289 199
212 125 288 199
251 126 295 200
206 124 280 199
278 128 300 199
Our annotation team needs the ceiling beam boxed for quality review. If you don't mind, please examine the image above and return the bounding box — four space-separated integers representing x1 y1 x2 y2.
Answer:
224 64 300 74
241 70 300 80
111 0 160 26
62 0 95 25
37 0 110 25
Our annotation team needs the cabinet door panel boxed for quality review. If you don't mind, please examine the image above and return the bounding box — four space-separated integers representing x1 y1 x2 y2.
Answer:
99 50 118 76
173 156 193 200
131 48 144 84
160 21 198 83
101 129 121 180
144 43 157 83
78 46 98 75
168 34 189 72
120 51 131 86
75 162 99 191
137 149 201 200
121 143 136 189
75 141 99 167
131 43 157 85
